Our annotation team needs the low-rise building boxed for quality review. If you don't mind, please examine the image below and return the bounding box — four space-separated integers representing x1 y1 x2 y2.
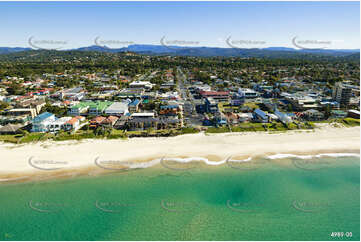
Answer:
48 117 72 133
128 99 141 113
253 109 269 123
31 112 56 132
204 97 218 113
105 102 129 116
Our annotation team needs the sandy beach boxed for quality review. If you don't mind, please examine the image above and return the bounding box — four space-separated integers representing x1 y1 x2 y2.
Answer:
0 125 359 180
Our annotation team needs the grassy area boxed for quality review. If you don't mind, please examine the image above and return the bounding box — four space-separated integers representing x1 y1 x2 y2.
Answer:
311 118 360 127
340 118 360 127
0 118 356 144
206 121 314 133
0 134 19 143
243 102 259 110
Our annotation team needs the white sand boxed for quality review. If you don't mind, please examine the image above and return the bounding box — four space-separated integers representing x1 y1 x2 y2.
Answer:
0 125 359 177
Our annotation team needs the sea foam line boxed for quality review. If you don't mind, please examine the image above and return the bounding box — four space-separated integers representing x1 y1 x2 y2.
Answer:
267 153 360 160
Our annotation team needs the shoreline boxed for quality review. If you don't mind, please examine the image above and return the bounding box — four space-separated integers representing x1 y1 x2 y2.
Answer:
0 125 359 182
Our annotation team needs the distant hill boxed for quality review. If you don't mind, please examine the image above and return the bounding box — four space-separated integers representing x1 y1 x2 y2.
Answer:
0 47 31 54
0 44 359 58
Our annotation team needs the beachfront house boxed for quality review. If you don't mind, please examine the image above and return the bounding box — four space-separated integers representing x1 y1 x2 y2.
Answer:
0 123 24 135
89 116 106 129
48 117 72 133
104 102 129 116
64 117 81 131
253 109 270 123
101 116 119 128
128 113 157 131
31 112 56 132
274 110 292 124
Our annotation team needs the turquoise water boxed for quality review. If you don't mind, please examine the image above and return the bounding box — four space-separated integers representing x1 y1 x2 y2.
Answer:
0 157 359 241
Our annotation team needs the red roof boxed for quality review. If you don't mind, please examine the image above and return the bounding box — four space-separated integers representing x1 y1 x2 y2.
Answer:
200 91 229 96
91 116 106 124
66 117 79 125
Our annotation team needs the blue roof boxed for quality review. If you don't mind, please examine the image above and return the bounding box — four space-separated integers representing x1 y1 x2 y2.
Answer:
160 105 179 109
129 99 140 106
32 112 54 122
254 109 267 119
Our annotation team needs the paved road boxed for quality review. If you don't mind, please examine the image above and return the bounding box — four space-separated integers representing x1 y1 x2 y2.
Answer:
176 67 203 127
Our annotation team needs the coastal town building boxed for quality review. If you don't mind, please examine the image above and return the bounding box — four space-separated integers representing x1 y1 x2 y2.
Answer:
31 112 57 132
332 82 352 107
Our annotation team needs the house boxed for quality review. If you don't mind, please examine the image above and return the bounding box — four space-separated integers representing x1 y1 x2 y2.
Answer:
128 99 141 113
16 99 46 115
117 88 144 99
238 88 259 99
6 108 37 119
347 110 360 119
238 113 253 122
199 91 229 101
68 102 92 116
301 109 324 121
331 110 347 119
215 112 228 125
129 81 154 89
88 101 113 116
89 116 106 129
158 117 182 129
128 112 157 130
31 112 56 132
0 123 23 134
48 117 72 133
101 116 119 127
253 109 269 123
128 117 158 131
64 117 80 131
159 104 180 115
55 87 85 101
274 110 292 123
105 102 129 116
114 116 129 130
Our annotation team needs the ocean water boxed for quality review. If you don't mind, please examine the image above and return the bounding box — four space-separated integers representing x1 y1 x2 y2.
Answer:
0 156 359 241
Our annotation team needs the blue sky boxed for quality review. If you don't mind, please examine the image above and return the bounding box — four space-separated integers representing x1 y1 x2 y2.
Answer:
0 1 359 49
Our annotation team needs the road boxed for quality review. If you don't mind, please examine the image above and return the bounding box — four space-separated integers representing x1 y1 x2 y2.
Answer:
176 67 203 127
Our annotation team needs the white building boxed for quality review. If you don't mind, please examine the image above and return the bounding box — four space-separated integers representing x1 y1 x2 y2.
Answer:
105 102 129 116
274 110 292 123
31 112 57 132
238 88 259 99
129 81 154 89
48 117 72 132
